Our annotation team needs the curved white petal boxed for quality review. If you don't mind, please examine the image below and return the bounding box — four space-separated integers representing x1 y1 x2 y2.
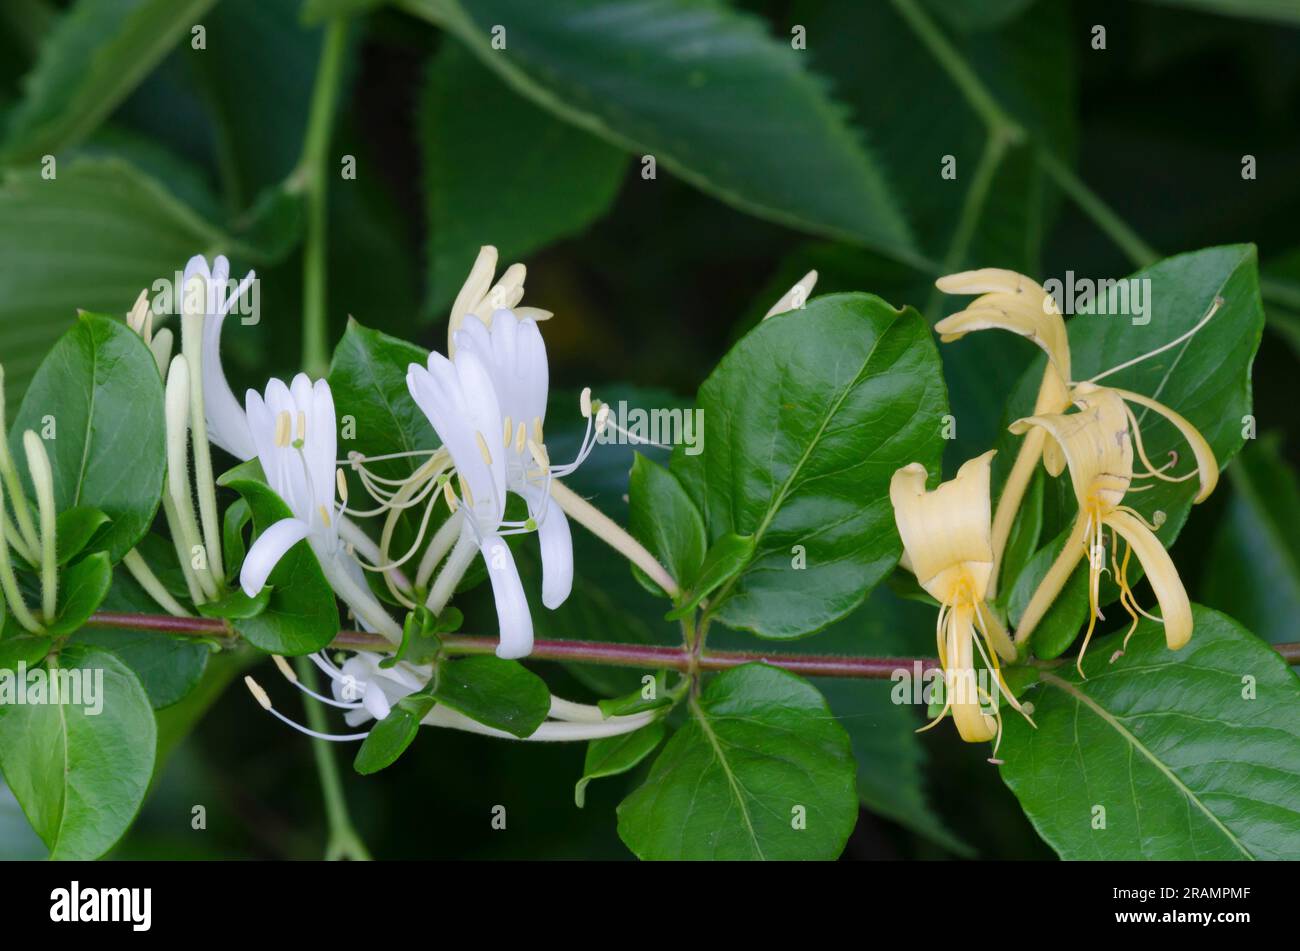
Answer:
522 483 573 608
201 310 256 460
240 517 310 596
478 533 533 659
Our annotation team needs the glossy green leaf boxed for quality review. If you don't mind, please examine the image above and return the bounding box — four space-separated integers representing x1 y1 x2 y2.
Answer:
46 551 112 635
617 663 857 859
0 635 53 670
53 506 110 565
1202 435 1300 645
999 606 1300 860
354 692 433 776
73 565 209 708
0 157 242 409
673 294 947 638
0 646 156 860
225 479 338 655
431 655 550 738
9 312 165 562
418 40 627 315
1 0 217 164
575 721 665 808
196 586 271 620
401 0 920 263
665 532 754 620
222 497 252 584
626 453 706 600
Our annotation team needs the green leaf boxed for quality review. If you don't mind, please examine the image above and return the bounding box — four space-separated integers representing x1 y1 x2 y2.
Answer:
222 496 252 583
1 0 218 164
626 453 706 600
418 40 627 316
999 606 1300 860
381 606 457 668
73 564 208 708
0 635 53 670
430 655 551 738
8 312 165 562
672 294 947 638
617 663 857 859
0 156 242 409
401 0 920 263
575 722 665 808
597 673 673 718
354 693 431 776
1202 435 1300 645
196 586 271 620
53 506 110 566
0 646 156 859
225 479 338 655
327 319 437 484
46 551 112 635
665 532 755 620
1138 0 1300 26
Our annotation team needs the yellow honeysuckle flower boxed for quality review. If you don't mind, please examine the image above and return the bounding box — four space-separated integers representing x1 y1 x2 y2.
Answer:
1009 382 1215 675
890 451 1031 750
934 268 1222 600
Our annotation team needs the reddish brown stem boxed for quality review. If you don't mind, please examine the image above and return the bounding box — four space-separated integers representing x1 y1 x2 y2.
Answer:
82 613 1300 678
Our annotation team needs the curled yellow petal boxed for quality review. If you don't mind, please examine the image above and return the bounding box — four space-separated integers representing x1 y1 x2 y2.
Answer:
1010 388 1132 514
946 602 997 743
1105 508 1193 650
1098 385 1218 503
890 451 996 604
934 269 1071 385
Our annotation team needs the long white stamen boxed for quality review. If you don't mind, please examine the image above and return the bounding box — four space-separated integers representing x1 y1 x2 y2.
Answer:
23 431 57 620
1088 295 1223 384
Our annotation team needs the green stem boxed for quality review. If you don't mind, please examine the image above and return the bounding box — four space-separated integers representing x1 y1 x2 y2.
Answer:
926 128 1010 316
293 655 372 861
1035 149 1159 269
890 0 1023 139
297 20 350 378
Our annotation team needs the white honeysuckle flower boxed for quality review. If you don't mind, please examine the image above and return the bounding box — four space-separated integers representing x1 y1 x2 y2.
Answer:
407 308 605 660
238 373 402 642
244 650 661 743
184 253 259 461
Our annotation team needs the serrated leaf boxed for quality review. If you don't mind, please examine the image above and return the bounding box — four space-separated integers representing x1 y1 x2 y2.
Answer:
672 294 948 638
617 663 857 859
999 606 1300 860
575 722 665 808
2 0 217 164
401 0 920 263
0 646 156 860
418 40 627 316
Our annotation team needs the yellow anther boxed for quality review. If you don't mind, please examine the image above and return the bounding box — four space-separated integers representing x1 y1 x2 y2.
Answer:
533 416 544 445
335 468 349 503
274 411 291 447
442 479 459 512
503 415 513 447
459 475 475 509
296 410 307 443
475 431 494 466
244 676 273 711
527 438 550 472
272 654 298 683
515 421 527 454
318 505 332 528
